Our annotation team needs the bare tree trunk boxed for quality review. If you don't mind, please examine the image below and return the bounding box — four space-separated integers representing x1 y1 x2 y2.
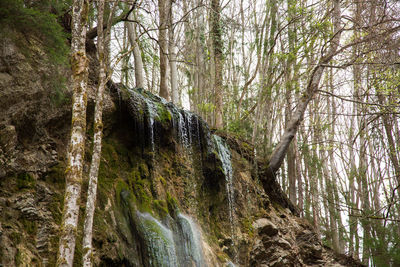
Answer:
168 0 179 104
295 143 303 216
158 0 169 100
127 11 145 88
82 1 107 265
57 0 89 266
211 0 223 128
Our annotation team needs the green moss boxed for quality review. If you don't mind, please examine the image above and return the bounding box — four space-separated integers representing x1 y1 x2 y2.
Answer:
45 163 65 188
101 141 119 169
156 103 172 125
16 172 36 190
115 179 131 206
153 200 168 217
241 217 254 238
22 218 37 235
49 192 63 224
10 231 22 245
93 208 111 242
216 252 228 262
166 192 179 216
138 163 149 178
158 175 167 187
15 249 22 266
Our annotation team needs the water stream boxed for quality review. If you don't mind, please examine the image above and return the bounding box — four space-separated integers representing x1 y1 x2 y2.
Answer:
212 135 237 263
176 213 205 267
212 135 235 233
136 212 178 267
134 211 206 267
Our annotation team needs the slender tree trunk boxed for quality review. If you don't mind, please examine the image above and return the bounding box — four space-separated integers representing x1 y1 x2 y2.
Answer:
295 142 303 216
158 0 169 100
127 11 145 88
57 1 89 266
211 0 223 128
82 1 107 265
168 0 179 104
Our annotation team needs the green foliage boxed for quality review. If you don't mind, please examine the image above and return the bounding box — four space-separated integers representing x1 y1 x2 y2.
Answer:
0 0 69 64
198 102 215 114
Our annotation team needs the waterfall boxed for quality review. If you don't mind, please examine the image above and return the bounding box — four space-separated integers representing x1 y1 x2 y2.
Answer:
123 88 236 265
212 135 235 234
212 135 238 263
177 110 192 149
135 211 207 267
176 213 206 267
136 212 178 267
127 88 204 154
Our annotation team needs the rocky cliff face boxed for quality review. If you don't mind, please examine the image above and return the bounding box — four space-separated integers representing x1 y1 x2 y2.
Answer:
0 31 363 267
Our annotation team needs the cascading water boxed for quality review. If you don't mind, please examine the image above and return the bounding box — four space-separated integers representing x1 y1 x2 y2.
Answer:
177 111 192 149
136 212 178 267
212 135 235 232
176 213 206 267
127 88 202 153
135 211 207 267
123 88 236 265
212 135 237 263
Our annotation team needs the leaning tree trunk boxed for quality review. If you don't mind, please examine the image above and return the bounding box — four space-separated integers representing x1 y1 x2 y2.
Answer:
82 0 107 266
57 0 89 266
264 0 342 178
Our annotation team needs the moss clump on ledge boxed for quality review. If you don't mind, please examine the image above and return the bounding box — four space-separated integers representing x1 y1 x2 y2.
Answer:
156 103 172 125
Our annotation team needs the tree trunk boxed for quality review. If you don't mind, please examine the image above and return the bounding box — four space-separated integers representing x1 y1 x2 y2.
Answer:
82 0 107 265
158 0 169 100
211 0 223 128
127 11 145 88
168 0 179 104
57 0 89 266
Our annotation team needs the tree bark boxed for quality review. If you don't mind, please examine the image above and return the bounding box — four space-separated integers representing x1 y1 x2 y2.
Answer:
168 0 179 104
158 0 170 100
82 0 107 266
211 0 223 128
127 11 145 88
57 0 89 266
